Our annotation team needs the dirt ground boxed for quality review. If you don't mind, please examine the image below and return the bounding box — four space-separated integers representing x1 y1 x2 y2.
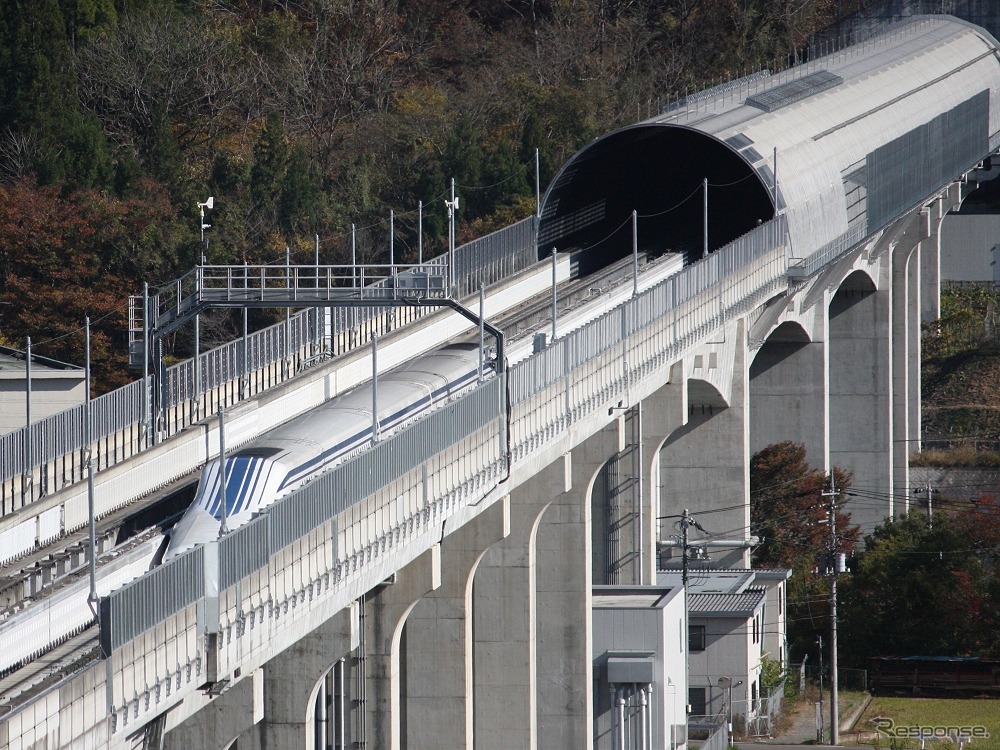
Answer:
745 691 871 744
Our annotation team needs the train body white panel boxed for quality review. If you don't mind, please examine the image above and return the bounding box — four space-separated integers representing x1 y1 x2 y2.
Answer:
164 344 484 559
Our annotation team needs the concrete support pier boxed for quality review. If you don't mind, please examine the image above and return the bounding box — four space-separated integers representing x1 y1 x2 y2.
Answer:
749 318 829 471
474 419 620 749
659 322 751 567
403 498 510 749
163 606 357 750
360 545 441 750
829 271 893 534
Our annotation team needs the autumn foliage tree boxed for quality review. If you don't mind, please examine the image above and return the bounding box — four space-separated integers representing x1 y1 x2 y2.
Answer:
0 0 848 393
750 441 860 659
839 495 1000 666
0 178 182 391
750 441 858 566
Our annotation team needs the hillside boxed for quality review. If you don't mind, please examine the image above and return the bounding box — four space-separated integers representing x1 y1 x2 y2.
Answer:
0 0 859 393
919 284 1000 464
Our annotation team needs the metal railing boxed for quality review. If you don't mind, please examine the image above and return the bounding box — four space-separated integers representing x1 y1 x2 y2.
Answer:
689 715 728 750
509 216 787 404
1 217 536 516
100 375 504 651
153 262 450 336
95 216 787 730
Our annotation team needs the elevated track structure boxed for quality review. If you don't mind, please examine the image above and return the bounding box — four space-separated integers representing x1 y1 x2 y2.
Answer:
3 15 1000 750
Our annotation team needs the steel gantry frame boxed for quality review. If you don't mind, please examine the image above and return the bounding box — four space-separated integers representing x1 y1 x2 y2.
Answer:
133 261 506 442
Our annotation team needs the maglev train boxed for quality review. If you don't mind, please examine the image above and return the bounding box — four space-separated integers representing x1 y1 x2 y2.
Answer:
164 343 487 561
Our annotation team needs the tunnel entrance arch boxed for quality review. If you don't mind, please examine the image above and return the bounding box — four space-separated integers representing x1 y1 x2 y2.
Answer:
538 124 776 273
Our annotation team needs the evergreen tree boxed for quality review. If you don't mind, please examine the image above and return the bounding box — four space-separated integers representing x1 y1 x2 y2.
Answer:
279 142 323 239
0 0 110 186
250 113 289 225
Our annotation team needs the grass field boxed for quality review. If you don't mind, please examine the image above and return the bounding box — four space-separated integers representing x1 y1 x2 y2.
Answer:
847 697 1000 750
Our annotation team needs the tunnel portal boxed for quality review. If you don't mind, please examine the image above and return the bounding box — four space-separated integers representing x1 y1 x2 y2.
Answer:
538 125 776 273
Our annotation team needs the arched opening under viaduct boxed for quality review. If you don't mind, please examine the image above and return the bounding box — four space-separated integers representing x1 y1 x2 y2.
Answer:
538 125 776 273
748 321 824 467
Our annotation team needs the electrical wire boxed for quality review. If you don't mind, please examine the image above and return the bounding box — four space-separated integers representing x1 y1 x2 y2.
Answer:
28 310 120 349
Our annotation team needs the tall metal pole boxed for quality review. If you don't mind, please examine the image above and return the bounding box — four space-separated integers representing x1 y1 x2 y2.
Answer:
218 406 228 537
85 318 98 617
315 233 321 356
447 178 458 296
84 319 91 432
352 223 357 283
681 508 690 587
389 209 395 273
478 286 486 383
632 210 639 297
418 200 424 265
242 263 249 399
371 334 379 442
703 178 709 259
194 307 200 419
195 241 204 418
817 634 825 744
551 248 558 340
24 337 32 499
142 283 151 447
536 148 541 218
351 223 358 345
286 248 292 373
824 474 840 745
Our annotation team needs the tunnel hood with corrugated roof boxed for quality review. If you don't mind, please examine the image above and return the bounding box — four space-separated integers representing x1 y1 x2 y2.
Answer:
539 16 1000 272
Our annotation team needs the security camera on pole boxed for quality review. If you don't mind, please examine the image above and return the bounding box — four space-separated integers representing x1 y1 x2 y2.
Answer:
195 196 213 419
198 196 214 264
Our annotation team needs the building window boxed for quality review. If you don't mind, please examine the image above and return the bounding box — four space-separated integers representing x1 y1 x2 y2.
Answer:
689 624 706 652
753 615 759 644
689 687 707 716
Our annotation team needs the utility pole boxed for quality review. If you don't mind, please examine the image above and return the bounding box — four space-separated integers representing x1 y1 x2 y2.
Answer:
822 474 840 745
681 508 691 586
914 483 935 529
816 634 824 744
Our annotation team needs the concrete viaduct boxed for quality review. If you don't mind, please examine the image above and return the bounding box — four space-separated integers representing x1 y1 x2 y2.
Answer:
4 14 1000 750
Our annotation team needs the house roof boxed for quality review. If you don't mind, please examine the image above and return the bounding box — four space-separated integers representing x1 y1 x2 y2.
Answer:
657 567 792 595
592 585 680 610
688 587 767 617
0 345 83 380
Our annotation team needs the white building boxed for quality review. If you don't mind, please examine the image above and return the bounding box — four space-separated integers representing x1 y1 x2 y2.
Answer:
593 585 688 750
0 345 85 436
658 568 791 726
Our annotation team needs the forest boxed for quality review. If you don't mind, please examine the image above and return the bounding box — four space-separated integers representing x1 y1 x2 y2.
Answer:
0 0 856 392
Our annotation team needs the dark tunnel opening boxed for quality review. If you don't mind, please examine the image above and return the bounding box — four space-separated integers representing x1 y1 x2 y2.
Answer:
538 125 776 274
